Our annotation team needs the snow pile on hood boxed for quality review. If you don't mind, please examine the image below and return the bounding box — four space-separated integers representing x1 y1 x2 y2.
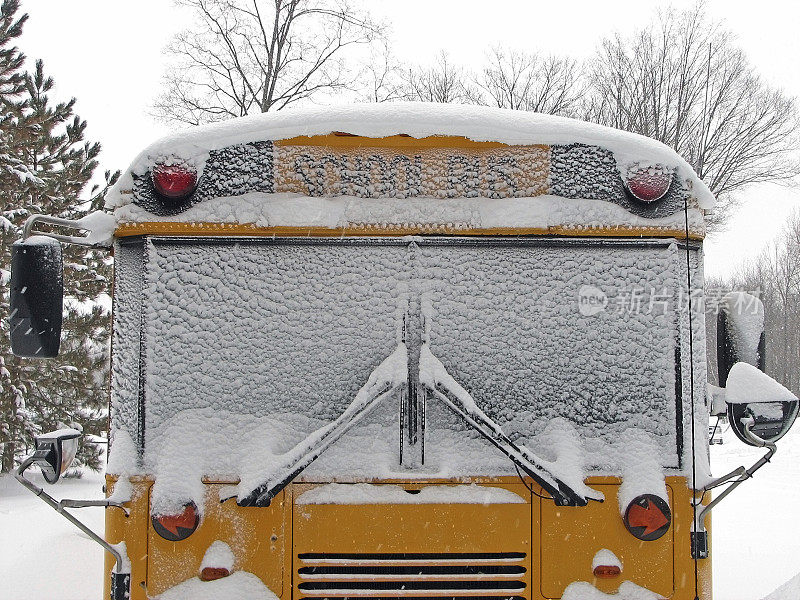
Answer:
295 483 526 505
107 102 714 209
152 571 277 600
562 580 661 600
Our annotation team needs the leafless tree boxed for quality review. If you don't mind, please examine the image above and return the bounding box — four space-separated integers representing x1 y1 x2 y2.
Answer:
153 0 383 125
707 211 800 394
585 4 799 228
358 39 408 104
403 51 480 104
475 47 583 116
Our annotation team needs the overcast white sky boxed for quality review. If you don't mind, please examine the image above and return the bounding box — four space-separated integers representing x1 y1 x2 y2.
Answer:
19 1 800 277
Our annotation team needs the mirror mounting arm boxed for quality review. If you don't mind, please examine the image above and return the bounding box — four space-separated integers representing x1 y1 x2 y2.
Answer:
23 212 114 248
14 459 131 582
58 498 130 516
692 421 778 558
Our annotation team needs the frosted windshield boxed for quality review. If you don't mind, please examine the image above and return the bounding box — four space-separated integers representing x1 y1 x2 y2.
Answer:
134 238 684 477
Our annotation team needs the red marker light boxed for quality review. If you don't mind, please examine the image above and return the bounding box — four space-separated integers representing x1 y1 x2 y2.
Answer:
593 565 621 579
200 567 230 581
151 163 197 201
624 166 672 202
624 494 671 541
152 502 200 541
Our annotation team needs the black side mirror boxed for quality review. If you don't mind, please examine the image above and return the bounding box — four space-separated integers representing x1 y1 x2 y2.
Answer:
10 237 63 357
29 429 81 484
725 362 799 446
717 292 765 387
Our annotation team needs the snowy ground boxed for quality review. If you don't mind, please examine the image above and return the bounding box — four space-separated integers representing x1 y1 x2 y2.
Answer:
711 423 800 600
1 469 106 600
2 427 800 600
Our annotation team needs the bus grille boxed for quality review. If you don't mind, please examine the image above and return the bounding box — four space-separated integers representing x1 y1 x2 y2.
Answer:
296 552 528 599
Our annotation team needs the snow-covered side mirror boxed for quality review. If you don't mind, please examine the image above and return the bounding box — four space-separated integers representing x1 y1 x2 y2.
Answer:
717 292 765 387
9 236 63 357
27 429 81 484
725 363 799 446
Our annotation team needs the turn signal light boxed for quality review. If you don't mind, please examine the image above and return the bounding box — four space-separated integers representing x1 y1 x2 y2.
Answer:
151 163 197 201
624 494 672 541
200 567 230 581
593 565 622 579
624 166 672 202
152 501 200 541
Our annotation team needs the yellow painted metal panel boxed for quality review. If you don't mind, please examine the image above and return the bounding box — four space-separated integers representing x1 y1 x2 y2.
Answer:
540 484 674 598
104 476 151 600
145 484 287 597
113 222 703 240
292 483 533 599
104 475 710 599
271 143 549 199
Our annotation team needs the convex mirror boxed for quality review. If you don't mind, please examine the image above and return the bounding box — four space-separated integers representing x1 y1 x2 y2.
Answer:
725 362 799 446
32 429 81 483
10 236 64 357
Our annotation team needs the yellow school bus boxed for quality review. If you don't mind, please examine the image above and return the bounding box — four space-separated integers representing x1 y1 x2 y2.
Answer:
11 104 799 600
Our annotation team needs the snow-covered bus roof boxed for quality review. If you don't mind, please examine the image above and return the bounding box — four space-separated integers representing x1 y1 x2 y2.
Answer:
106 103 714 238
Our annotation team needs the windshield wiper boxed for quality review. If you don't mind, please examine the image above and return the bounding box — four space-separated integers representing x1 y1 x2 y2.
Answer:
230 343 408 507
419 344 602 507
229 339 600 508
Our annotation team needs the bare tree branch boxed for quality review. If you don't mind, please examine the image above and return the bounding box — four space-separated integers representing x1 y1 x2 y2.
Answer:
401 51 481 105
152 0 384 125
475 46 583 116
584 3 800 229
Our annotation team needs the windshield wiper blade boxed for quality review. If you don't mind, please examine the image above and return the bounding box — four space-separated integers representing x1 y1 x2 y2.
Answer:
231 344 407 507
420 344 601 507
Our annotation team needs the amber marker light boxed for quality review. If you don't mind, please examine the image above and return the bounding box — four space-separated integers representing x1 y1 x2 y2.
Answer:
593 564 622 579
151 501 200 541
200 566 230 581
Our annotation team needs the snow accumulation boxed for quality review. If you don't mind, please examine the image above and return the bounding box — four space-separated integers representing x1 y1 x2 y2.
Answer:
73 210 116 246
562 581 660 600
616 429 669 516
419 343 485 421
37 427 81 439
721 292 765 367
103 103 711 238
295 483 526 504
200 541 235 572
105 428 138 475
110 541 130 574
112 193 705 234
107 103 713 210
105 474 132 504
592 549 623 571
725 362 798 405
22 234 60 247
763 571 800 600
152 571 278 600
